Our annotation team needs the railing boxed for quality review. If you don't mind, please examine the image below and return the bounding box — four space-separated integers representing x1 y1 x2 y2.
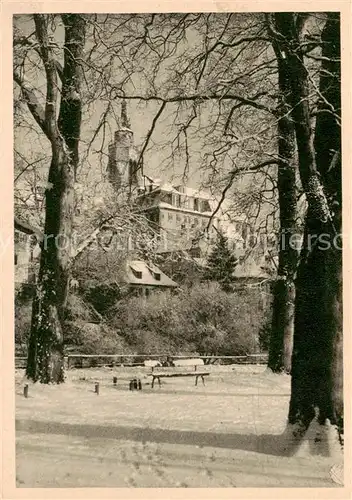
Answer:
15 353 268 369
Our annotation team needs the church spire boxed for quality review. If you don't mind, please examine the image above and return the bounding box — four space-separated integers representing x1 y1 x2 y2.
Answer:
121 98 131 129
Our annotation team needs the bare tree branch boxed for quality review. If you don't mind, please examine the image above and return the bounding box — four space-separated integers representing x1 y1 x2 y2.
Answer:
112 91 276 115
13 71 48 135
136 100 167 170
34 14 59 140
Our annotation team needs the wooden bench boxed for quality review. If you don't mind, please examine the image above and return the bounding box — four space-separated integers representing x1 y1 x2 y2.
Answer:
148 369 210 388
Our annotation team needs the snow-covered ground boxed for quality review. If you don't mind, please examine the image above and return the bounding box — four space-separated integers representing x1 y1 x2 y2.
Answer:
15 365 343 488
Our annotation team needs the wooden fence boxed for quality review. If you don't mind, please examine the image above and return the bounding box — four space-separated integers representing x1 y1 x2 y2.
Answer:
15 353 268 369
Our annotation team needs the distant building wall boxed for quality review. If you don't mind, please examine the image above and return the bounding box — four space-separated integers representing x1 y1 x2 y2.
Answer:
136 185 237 254
14 230 38 284
105 105 276 279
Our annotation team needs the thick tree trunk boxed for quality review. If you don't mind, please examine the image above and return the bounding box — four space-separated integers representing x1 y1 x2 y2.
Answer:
268 36 298 374
268 278 295 373
272 13 342 434
25 14 85 383
289 213 342 428
26 148 75 383
315 13 343 431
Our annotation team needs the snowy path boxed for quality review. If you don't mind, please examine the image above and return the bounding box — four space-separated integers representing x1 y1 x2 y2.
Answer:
15 366 341 488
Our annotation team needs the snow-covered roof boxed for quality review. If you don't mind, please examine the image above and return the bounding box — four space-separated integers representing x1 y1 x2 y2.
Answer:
157 201 214 217
14 217 43 239
126 260 178 288
173 185 212 200
141 176 212 199
158 182 175 192
140 177 246 222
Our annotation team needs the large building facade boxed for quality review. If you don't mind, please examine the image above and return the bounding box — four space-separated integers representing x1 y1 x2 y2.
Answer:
106 103 246 259
14 218 41 286
135 180 220 254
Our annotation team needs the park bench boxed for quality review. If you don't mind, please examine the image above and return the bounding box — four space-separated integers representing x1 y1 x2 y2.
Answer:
148 365 210 388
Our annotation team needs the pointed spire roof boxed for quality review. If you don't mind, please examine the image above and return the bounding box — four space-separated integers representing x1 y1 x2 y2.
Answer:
121 98 131 129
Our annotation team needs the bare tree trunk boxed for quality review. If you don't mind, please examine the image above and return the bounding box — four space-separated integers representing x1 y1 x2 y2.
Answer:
25 14 86 383
269 278 295 373
314 13 343 431
272 13 342 433
289 212 342 429
26 147 75 383
267 116 297 373
268 22 298 374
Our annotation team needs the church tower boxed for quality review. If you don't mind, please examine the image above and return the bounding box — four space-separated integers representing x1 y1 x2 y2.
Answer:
107 99 140 194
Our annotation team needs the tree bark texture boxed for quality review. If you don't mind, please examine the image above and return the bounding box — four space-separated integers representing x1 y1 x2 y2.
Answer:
268 37 299 373
25 15 86 383
272 13 342 430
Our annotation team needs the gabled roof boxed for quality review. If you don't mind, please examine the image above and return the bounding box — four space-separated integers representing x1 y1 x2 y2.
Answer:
173 185 212 200
126 260 178 288
157 201 212 216
14 217 43 239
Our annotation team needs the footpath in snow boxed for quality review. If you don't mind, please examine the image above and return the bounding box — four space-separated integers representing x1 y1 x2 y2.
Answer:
15 365 343 488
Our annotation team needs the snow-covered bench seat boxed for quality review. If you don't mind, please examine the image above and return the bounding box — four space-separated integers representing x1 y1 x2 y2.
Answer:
147 360 210 388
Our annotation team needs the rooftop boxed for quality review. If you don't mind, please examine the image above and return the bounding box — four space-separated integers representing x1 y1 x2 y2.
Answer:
14 217 43 239
126 260 178 288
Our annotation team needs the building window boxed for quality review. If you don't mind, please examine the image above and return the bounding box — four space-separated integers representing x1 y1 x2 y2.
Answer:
201 200 211 212
189 247 201 258
15 253 18 265
154 272 161 281
172 194 181 207
176 214 181 222
168 212 173 221
130 266 142 279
